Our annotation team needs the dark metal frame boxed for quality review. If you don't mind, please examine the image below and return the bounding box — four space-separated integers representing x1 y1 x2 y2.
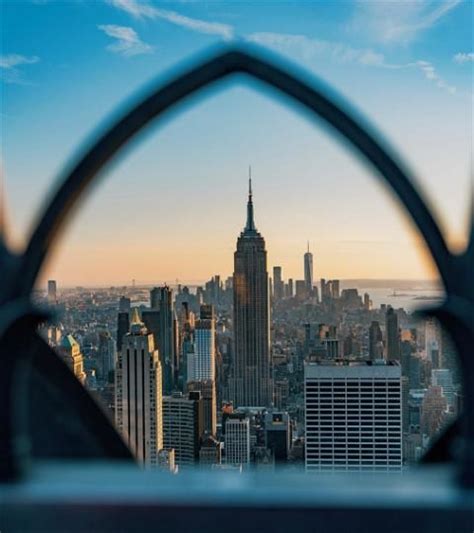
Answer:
1 47 472 485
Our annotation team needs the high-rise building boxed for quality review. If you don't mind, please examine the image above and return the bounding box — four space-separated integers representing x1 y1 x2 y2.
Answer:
440 328 459 385
331 280 340 299
186 379 216 436
187 304 215 382
150 286 177 394
320 278 327 303
225 413 250 466
305 361 402 472
273 266 284 300
47 279 57 305
98 330 116 381
264 411 290 463
116 296 131 353
162 391 203 467
230 177 272 408
115 309 163 467
116 311 130 353
363 292 371 310
286 278 294 298
386 307 401 361
431 369 455 409
295 280 307 301
304 243 313 297
157 449 177 473
369 321 383 360
57 335 86 385
421 386 447 438
141 309 160 356
118 296 131 313
199 435 222 466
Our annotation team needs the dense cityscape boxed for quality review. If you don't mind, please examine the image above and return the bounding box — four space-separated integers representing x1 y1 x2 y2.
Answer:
38 180 461 473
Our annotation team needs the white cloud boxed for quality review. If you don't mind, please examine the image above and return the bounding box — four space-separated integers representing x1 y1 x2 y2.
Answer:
414 60 456 94
351 0 462 44
0 54 39 69
107 0 234 41
98 24 153 57
246 32 387 67
246 32 457 96
0 54 39 84
453 52 474 64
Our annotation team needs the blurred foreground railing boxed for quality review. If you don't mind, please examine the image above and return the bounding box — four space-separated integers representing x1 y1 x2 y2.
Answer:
0 45 473 531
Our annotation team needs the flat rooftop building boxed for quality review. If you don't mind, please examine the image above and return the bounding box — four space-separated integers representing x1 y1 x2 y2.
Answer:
305 361 402 473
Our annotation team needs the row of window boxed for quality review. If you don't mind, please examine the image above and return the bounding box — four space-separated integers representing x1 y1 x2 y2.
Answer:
307 399 400 404
306 435 400 443
306 384 401 389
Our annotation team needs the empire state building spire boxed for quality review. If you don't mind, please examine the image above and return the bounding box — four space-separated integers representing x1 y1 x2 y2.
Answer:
245 166 256 232
230 171 272 408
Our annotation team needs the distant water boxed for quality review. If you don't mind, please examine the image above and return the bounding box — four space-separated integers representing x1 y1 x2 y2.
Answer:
358 287 444 313
134 283 444 314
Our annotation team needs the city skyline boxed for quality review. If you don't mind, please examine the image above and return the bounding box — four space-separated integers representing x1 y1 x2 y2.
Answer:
2 1 472 287
33 175 444 287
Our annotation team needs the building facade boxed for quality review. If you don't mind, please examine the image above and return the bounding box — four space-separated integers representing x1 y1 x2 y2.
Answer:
225 413 250 466
150 286 177 394
304 244 313 296
230 178 272 408
57 334 86 385
385 307 400 361
115 309 163 467
162 391 203 467
305 362 402 472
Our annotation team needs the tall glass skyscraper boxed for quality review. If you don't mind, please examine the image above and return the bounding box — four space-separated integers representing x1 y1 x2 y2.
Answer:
230 177 272 407
304 243 313 296
150 286 177 394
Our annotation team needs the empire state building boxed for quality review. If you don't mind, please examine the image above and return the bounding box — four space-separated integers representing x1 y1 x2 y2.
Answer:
230 176 272 407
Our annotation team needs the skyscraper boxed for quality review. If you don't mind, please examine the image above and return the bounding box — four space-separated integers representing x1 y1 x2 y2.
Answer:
115 309 163 467
188 304 215 382
57 335 86 385
47 279 57 305
305 361 402 472
98 330 116 381
150 286 177 394
304 243 313 296
186 379 217 436
116 296 131 352
369 321 383 360
230 176 272 407
386 307 401 361
162 391 204 467
116 310 130 353
273 266 283 300
264 411 291 463
225 413 250 466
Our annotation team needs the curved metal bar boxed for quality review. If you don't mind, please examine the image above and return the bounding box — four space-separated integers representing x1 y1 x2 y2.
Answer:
14 47 452 300
3 45 472 484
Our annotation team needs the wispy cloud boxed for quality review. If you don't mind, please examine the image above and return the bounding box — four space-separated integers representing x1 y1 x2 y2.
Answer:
107 0 234 40
351 0 462 44
98 24 153 57
0 54 39 84
413 60 456 94
246 32 457 96
246 33 388 67
0 54 39 69
453 52 474 64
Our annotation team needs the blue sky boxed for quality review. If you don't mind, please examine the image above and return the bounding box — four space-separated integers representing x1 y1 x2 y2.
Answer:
1 0 472 286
